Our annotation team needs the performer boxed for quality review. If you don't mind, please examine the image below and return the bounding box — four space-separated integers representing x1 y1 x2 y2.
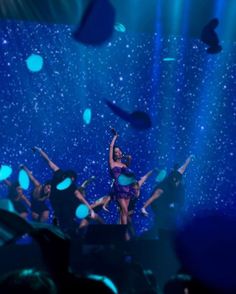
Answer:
128 169 155 218
140 155 194 233
33 147 95 236
91 194 111 212
115 169 154 238
109 128 137 238
76 176 106 229
4 180 31 219
20 165 51 223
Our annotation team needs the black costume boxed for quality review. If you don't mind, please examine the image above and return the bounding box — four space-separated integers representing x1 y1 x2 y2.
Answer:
50 169 79 235
151 171 185 231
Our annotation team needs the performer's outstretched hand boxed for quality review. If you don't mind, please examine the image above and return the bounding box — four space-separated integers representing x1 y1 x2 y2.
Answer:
90 209 96 219
141 207 149 217
110 127 118 136
102 205 110 212
32 146 41 152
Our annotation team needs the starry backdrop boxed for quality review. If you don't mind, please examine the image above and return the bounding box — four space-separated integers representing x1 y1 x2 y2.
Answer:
0 19 236 236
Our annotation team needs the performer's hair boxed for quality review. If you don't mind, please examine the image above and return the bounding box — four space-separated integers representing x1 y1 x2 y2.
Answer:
64 170 77 181
112 145 123 161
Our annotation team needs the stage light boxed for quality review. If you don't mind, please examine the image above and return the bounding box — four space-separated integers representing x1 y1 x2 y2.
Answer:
163 57 176 61
88 274 118 294
0 165 12 181
56 178 72 190
18 169 30 190
114 22 126 33
75 204 89 219
26 54 43 72
83 108 92 124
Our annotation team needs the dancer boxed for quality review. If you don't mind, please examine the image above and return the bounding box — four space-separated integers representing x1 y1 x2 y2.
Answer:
91 195 111 212
76 176 106 229
3 180 31 219
109 128 137 238
141 155 194 217
128 169 155 217
125 169 155 237
20 165 51 223
33 147 95 235
140 155 194 234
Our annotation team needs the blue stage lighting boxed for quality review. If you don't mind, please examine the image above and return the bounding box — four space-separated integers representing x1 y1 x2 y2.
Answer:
0 165 12 181
26 54 44 72
75 204 89 219
56 178 72 190
18 169 30 190
163 57 176 61
114 22 126 33
83 108 92 124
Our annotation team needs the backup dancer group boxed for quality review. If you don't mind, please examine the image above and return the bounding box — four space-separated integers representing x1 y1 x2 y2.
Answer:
1 128 193 240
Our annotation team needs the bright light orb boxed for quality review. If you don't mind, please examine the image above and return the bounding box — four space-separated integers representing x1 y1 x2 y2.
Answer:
75 204 89 219
56 178 72 190
114 22 126 33
26 54 44 72
83 108 92 125
18 169 30 190
0 165 12 181
163 57 175 62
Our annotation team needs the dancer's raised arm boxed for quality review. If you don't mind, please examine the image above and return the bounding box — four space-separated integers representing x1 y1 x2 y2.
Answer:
21 165 40 187
33 147 60 172
178 155 194 175
138 169 154 188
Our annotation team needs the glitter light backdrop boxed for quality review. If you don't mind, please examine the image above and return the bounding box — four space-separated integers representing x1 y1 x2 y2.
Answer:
0 18 236 236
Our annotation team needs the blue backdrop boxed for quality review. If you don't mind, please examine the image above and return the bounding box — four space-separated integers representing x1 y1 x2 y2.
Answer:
0 19 236 235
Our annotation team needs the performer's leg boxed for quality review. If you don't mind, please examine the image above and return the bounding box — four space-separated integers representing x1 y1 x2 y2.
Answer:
40 210 50 223
118 198 130 225
32 211 39 221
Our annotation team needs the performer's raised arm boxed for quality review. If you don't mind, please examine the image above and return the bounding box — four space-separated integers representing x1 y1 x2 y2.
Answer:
80 176 96 189
178 155 194 175
20 194 31 208
138 169 154 188
3 179 12 187
33 147 60 172
109 128 119 169
21 165 40 187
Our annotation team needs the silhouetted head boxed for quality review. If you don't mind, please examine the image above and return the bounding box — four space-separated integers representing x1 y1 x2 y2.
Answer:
132 182 140 197
208 18 219 30
43 180 51 195
64 170 77 182
0 268 57 294
113 146 123 161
